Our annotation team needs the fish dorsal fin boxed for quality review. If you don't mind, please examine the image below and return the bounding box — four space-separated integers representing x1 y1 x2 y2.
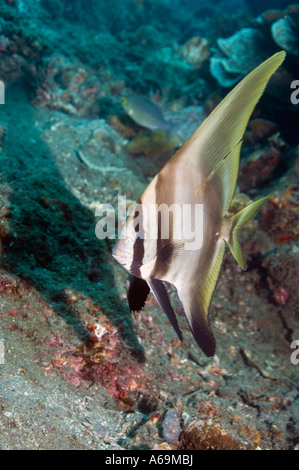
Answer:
173 52 285 184
204 140 242 215
176 239 226 357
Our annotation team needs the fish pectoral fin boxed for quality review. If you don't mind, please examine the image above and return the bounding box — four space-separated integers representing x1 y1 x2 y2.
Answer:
175 240 226 357
147 278 183 342
158 241 185 266
126 274 150 312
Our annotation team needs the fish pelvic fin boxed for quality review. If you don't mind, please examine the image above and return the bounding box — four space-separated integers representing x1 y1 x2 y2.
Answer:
147 278 183 342
223 197 268 270
126 275 150 312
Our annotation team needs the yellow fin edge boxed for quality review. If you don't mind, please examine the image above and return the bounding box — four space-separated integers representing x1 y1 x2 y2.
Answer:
224 197 268 270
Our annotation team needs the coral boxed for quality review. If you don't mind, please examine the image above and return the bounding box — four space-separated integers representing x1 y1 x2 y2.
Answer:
178 418 256 450
179 36 210 69
261 246 298 317
261 185 299 244
208 4 299 100
239 148 279 191
254 4 299 29
108 115 138 139
0 32 47 84
138 393 159 414
273 287 289 306
260 146 299 243
210 28 271 87
253 5 299 56
245 0 290 16
140 45 201 100
32 56 101 118
239 132 285 191
271 16 299 56
255 9 286 26
244 119 278 145
43 312 151 409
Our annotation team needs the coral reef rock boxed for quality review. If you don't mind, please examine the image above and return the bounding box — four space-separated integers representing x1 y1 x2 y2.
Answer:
271 16 299 56
210 28 271 87
178 418 256 450
180 36 210 69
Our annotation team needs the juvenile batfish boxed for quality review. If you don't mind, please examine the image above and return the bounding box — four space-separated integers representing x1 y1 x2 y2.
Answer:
113 52 285 357
122 94 179 140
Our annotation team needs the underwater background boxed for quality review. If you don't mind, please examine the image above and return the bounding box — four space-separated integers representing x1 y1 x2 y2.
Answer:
0 0 298 450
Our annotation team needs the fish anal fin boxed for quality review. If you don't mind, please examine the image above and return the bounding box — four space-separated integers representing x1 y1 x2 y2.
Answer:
126 275 150 312
176 240 226 357
147 278 183 342
177 284 216 357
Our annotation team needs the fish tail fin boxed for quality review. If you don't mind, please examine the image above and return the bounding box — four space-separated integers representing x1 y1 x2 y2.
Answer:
223 197 268 270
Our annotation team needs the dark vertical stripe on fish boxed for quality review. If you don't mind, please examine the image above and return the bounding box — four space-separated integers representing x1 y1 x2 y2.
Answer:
150 169 175 279
130 205 145 277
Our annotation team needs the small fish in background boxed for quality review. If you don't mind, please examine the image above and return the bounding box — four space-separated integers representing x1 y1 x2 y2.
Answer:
113 52 286 357
122 94 180 141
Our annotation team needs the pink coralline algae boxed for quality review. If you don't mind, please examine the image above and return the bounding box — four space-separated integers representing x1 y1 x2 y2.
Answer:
33 56 101 118
42 314 151 409
261 185 299 244
273 288 289 306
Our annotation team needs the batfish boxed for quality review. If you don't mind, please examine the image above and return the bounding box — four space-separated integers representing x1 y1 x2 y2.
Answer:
113 52 285 357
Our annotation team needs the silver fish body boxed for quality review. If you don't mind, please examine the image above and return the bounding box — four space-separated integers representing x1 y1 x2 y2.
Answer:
113 52 285 357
